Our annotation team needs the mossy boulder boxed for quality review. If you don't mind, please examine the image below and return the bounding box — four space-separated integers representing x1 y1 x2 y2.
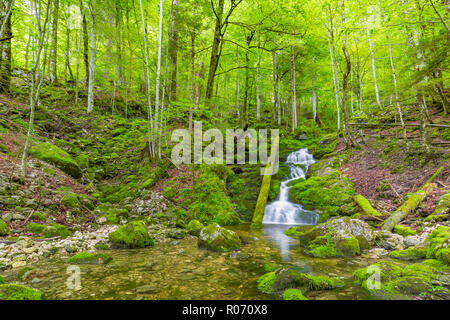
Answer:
289 169 357 221
298 217 374 258
186 219 204 236
0 219 10 236
257 268 344 294
284 226 303 238
0 284 43 300
393 225 417 237
353 260 450 299
283 288 308 300
184 172 241 226
388 247 427 261
25 223 71 238
29 142 81 179
67 252 112 265
425 226 450 264
198 223 241 252
108 221 154 248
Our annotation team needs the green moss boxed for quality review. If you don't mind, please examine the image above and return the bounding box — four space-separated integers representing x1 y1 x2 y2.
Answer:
162 187 175 199
0 219 10 236
422 259 450 271
262 263 282 273
182 172 241 226
284 226 303 238
186 219 204 236
272 268 344 292
67 252 112 265
108 221 154 248
353 195 382 216
0 284 43 300
197 223 241 252
257 272 277 294
435 248 450 265
283 289 308 300
289 169 357 221
306 241 341 258
61 192 80 208
25 223 71 238
393 225 417 237
336 237 361 257
389 247 427 261
425 226 450 260
29 142 81 178
0 276 5 284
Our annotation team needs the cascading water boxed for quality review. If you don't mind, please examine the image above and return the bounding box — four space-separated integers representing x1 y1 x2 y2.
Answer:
263 148 319 225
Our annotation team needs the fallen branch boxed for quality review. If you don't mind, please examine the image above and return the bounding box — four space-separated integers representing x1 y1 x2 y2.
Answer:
382 166 443 231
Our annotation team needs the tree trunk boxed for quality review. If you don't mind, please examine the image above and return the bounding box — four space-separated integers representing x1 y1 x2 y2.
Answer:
87 0 96 114
205 0 224 100
50 0 59 83
80 0 89 89
0 4 11 94
365 17 382 110
326 22 340 130
256 34 261 121
382 167 442 231
168 0 178 101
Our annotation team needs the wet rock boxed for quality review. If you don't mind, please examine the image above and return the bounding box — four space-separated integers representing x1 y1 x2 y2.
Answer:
198 223 241 252
374 230 405 251
0 284 43 300
229 251 250 260
186 220 204 236
167 229 187 239
404 236 423 248
67 252 112 265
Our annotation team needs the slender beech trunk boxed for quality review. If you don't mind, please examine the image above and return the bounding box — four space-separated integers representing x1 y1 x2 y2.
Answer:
139 0 154 157
49 0 59 83
312 56 317 122
21 0 52 179
80 0 89 89
189 4 196 131
365 17 382 110
154 0 163 158
168 0 178 101
86 0 96 114
380 0 406 137
256 34 261 121
326 22 340 130
291 46 297 132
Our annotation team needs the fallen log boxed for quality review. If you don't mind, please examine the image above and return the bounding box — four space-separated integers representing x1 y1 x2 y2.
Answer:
251 136 279 230
381 166 443 231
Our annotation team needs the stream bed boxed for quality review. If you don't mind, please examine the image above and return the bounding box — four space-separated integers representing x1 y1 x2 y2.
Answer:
2 224 376 300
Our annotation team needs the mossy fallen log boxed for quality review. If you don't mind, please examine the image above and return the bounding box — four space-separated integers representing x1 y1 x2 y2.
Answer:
382 167 443 232
353 194 382 216
251 136 279 230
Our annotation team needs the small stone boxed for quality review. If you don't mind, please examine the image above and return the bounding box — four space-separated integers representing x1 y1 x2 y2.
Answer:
12 261 27 268
136 285 159 294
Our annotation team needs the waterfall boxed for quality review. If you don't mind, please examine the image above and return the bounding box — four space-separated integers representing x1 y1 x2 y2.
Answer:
263 148 319 225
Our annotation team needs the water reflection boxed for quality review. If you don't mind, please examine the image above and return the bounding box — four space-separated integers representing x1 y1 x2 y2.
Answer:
261 224 300 261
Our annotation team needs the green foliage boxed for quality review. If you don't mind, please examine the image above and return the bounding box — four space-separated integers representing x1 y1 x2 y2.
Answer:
393 225 417 237
283 289 308 300
0 220 10 236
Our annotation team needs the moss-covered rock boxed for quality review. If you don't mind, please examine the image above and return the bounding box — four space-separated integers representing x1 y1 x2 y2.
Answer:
0 219 10 236
183 172 241 226
388 247 427 261
108 221 154 248
29 142 81 178
197 223 241 252
282 288 308 300
289 169 357 221
353 260 450 299
257 268 344 294
186 219 204 236
425 226 450 263
25 223 71 238
298 217 374 258
0 284 43 300
67 252 112 265
284 226 303 238
94 203 129 225
393 225 417 237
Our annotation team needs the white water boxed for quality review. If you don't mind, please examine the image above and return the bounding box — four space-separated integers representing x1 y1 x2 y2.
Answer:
263 148 319 225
